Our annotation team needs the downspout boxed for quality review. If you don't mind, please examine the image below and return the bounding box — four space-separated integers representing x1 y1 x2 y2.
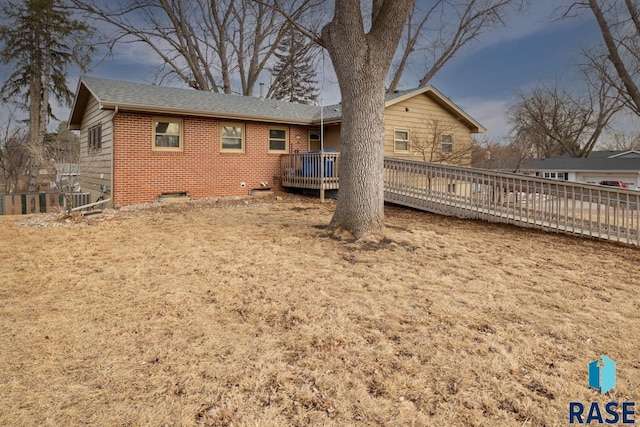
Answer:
319 99 325 202
110 106 118 207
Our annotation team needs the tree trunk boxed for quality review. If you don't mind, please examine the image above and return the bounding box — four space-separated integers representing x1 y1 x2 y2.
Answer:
27 54 41 194
322 0 413 239
329 76 387 238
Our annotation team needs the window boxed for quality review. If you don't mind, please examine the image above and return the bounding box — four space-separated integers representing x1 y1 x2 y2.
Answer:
309 131 321 150
221 123 244 152
88 125 102 151
269 128 288 153
543 172 568 180
153 118 182 151
394 130 409 152
441 134 453 153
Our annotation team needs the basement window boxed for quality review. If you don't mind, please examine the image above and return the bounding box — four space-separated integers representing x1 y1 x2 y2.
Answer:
153 118 183 151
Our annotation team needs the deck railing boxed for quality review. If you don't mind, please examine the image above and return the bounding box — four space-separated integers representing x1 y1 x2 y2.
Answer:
280 151 340 193
384 157 640 246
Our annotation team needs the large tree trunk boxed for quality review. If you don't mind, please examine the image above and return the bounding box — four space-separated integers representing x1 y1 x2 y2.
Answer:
329 74 387 238
321 0 413 239
27 57 41 194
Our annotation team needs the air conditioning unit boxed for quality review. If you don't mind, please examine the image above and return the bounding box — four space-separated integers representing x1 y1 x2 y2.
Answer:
64 192 91 210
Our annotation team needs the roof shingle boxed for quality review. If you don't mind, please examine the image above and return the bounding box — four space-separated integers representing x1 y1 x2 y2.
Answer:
70 76 485 133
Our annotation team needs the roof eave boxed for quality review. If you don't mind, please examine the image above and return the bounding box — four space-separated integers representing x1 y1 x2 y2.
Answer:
520 168 640 172
99 102 315 125
68 78 91 129
385 85 486 133
310 117 342 125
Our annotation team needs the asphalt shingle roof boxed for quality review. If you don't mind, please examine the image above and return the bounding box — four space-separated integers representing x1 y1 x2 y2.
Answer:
71 77 484 132
80 76 322 123
522 152 640 171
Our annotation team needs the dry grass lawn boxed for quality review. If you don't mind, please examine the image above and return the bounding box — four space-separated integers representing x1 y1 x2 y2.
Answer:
1 194 639 426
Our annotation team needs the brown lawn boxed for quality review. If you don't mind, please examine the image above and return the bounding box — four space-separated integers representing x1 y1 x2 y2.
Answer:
0 194 639 426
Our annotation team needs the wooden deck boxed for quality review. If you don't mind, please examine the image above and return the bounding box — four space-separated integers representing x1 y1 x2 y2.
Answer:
280 154 640 246
280 152 339 201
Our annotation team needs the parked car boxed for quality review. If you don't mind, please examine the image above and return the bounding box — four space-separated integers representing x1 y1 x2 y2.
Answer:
598 180 629 189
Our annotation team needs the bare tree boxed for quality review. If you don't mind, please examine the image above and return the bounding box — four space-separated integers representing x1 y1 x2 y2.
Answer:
597 130 640 150
0 0 93 192
410 116 471 165
271 0 414 237
387 0 515 92
508 61 623 158
310 1 413 238
72 0 317 96
584 0 640 116
45 121 80 164
472 137 533 172
0 107 30 192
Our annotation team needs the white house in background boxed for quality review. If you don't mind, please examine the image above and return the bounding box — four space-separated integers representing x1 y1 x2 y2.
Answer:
518 151 640 189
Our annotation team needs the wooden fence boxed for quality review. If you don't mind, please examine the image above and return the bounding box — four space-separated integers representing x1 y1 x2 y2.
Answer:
384 158 640 246
0 192 91 215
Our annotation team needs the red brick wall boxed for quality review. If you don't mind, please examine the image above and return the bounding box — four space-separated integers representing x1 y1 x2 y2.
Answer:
113 112 310 206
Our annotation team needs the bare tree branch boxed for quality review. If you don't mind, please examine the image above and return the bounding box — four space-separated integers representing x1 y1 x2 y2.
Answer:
387 0 516 91
587 0 640 116
508 57 623 158
73 0 317 95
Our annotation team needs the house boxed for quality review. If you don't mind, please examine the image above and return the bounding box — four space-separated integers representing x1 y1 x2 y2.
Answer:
516 151 640 189
68 76 485 207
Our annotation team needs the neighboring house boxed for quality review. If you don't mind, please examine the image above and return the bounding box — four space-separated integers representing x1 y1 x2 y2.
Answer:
511 151 640 189
68 77 485 207
52 162 80 192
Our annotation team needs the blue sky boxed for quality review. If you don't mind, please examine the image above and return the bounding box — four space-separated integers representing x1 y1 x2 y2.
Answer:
430 0 607 140
3 0 633 140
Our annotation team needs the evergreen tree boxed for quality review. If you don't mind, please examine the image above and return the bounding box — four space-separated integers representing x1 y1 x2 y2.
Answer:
0 0 93 190
268 29 319 105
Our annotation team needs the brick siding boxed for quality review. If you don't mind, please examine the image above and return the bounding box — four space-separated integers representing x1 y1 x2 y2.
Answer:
113 112 310 206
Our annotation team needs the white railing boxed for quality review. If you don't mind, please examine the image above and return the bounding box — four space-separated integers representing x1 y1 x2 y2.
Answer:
280 151 340 190
384 158 640 246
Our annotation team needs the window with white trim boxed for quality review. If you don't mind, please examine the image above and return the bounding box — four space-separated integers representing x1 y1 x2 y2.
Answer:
441 134 453 153
153 118 182 151
543 172 568 180
394 130 409 152
268 128 288 153
221 123 244 152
